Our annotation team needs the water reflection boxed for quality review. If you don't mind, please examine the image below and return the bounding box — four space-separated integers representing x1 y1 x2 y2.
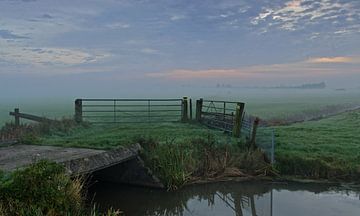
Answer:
89 181 360 216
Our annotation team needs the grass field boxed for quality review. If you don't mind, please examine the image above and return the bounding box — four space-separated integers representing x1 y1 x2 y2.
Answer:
275 109 360 179
38 122 239 149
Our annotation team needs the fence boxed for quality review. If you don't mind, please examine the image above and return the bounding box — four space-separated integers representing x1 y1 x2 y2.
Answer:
241 114 275 163
196 99 245 137
241 113 255 141
9 108 54 126
75 98 189 124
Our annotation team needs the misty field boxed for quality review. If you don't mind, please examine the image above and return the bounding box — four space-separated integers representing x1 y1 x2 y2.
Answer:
1 88 360 126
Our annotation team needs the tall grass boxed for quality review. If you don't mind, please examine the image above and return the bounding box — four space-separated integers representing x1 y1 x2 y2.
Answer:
139 134 272 190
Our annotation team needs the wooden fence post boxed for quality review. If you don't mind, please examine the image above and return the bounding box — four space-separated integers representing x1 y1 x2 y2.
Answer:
75 99 83 123
239 102 245 130
249 117 260 150
14 108 20 127
196 98 203 122
189 98 193 120
232 102 245 138
182 96 188 122
232 104 241 137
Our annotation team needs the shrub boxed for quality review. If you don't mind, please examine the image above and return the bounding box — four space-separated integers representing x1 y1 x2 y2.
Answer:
0 160 84 216
0 160 123 216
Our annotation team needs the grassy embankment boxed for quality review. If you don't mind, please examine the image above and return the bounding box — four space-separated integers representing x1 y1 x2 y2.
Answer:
275 109 360 180
0 160 121 216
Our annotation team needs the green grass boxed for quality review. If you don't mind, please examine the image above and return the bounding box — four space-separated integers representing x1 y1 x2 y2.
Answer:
275 110 360 179
38 122 238 149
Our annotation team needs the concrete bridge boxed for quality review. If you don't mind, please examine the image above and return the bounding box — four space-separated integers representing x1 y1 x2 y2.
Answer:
0 144 163 188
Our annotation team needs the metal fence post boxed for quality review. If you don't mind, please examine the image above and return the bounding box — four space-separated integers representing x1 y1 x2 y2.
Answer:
271 128 275 164
182 96 188 122
196 98 203 122
148 99 151 123
75 99 83 123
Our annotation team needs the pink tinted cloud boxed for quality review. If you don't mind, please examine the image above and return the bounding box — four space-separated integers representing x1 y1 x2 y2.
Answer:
307 56 354 63
146 57 357 80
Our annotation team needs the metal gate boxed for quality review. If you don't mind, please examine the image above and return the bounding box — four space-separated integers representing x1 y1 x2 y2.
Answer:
196 99 245 136
75 98 186 123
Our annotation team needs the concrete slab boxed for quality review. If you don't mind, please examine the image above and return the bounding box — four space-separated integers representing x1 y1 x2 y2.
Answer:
0 143 164 188
0 144 105 172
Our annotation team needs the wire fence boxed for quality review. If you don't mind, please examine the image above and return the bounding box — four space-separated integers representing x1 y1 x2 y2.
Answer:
242 113 276 164
256 127 275 164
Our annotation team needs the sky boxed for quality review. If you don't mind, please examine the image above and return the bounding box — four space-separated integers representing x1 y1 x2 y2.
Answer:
0 0 360 97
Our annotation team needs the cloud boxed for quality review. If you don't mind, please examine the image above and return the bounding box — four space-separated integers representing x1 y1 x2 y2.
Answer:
251 0 360 33
147 56 359 80
41 14 53 19
0 45 109 66
0 29 29 39
105 22 130 29
307 57 355 64
170 15 186 21
140 48 161 55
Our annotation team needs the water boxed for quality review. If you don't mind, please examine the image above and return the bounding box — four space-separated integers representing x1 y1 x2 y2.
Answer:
89 181 360 216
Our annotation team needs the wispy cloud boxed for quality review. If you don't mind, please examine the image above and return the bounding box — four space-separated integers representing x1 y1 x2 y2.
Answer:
0 44 109 66
147 56 359 80
0 29 29 39
251 0 360 33
307 57 355 64
105 22 131 29
140 48 161 55
41 14 53 19
170 15 186 21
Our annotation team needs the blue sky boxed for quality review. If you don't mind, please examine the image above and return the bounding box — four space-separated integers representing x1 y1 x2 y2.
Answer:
0 0 360 96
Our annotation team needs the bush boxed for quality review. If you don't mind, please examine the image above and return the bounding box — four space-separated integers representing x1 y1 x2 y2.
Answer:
0 160 84 216
0 160 123 216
